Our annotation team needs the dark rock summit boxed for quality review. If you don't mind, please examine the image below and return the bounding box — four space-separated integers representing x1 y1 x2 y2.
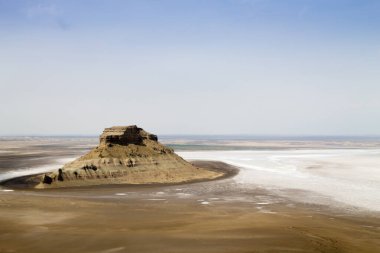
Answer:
99 125 158 146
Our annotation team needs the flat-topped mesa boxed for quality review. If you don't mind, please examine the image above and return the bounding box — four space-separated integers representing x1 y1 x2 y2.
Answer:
3 125 227 189
99 125 158 146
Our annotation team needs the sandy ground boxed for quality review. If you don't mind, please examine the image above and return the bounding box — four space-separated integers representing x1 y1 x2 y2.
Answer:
0 162 379 253
1 139 380 252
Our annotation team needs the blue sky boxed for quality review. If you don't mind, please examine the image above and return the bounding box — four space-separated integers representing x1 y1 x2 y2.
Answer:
0 0 379 135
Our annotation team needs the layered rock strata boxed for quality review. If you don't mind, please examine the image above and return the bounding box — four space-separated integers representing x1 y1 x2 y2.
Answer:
8 126 225 189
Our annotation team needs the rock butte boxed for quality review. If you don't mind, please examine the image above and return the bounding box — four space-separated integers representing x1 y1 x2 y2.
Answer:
6 126 226 189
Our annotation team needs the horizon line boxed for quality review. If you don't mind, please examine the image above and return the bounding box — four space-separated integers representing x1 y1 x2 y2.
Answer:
1 134 380 139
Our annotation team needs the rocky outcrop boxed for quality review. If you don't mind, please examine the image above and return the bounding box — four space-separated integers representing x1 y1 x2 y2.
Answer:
7 125 225 189
99 125 158 146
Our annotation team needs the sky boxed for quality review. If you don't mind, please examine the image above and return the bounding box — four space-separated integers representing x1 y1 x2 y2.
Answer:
0 0 379 136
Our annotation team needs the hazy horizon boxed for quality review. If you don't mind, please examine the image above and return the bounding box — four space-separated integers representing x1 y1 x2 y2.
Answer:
2 133 380 140
1 0 379 135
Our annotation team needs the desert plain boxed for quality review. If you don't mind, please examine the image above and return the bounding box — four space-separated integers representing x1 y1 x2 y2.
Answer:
0 137 379 253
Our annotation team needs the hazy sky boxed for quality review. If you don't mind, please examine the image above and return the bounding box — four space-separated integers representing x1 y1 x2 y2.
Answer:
0 0 379 135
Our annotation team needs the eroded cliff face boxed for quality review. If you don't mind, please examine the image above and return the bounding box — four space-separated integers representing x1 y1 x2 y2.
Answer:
31 126 223 188
99 125 158 146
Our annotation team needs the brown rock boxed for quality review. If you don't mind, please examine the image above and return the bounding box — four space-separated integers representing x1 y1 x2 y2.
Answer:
25 125 224 188
99 125 157 146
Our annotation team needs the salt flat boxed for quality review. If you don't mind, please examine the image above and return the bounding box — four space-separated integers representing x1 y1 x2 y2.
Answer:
179 149 380 212
0 138 379 252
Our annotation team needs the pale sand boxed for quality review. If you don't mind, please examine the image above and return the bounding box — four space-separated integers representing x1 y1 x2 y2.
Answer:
0 162 379 253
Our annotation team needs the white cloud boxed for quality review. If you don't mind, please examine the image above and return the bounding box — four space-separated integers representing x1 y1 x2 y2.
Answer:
24 3 69 30
26 3 60 18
